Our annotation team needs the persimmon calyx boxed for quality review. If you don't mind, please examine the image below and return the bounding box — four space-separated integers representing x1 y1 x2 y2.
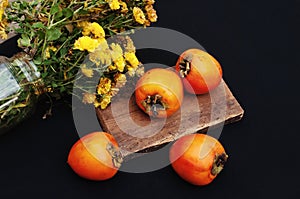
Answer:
106 142 123 168
178 55 193 78
211 152 228 176
141 94 168 117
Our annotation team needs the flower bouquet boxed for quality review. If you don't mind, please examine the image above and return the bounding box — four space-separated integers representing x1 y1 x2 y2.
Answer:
0 0 157 134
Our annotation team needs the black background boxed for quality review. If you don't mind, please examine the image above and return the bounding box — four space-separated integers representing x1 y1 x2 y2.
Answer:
1 0 300 198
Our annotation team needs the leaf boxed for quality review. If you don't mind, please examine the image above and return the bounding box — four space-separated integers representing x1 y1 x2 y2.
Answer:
32 22 45 29
62 8 73 18
54 11 63 20
18 34 31 47
60 48 68 57
50 3 60 15
33 56 42 65
46 29 62 41
52 82 58 88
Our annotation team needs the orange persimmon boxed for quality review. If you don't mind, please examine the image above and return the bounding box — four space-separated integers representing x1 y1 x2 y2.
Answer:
135 68 184 118
67 132 123 181
169 133 228 186
175 49 223 94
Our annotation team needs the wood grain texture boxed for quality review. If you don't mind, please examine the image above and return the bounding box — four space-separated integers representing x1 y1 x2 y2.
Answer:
96 80 244 160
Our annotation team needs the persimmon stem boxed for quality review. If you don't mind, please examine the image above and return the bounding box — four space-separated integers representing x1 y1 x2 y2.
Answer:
106 143 123 168
141 94 167 117
211 153 228 176
178 55 193 78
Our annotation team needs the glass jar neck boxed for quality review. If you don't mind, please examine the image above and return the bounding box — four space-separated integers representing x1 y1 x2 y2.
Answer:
0 52 44 99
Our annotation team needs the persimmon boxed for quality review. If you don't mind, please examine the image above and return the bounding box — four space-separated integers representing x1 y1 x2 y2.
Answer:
169 133 228 186
67 132 123 181
135 68 184 118
175 49 223 94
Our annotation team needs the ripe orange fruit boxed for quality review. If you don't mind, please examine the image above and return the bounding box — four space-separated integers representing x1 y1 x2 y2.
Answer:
175 49 223 94
169 133 228 186
67 132 123 181
135 68 184 118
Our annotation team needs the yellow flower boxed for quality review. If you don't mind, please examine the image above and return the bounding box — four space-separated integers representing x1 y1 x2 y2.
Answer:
136 66 145 77
108 65 117 71
133 7 146 25
147 8 158 22
0 0 8 21
81 67 94 77
89 39 111 66
45 46 57 59
82 92 95 104
114 57 126 72
95 95 112 109
120 1 128 13
126 67 136 77
97 37 109 50
89 22 105 38
74 36 99 52
124 52 139 68
114 73 127 88
145 0 155 5
97 77 112 95
81 22 105 39
105 0 120 10
110 43 123 61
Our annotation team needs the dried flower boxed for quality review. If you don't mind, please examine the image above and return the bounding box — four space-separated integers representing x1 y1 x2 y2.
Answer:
133 7 146 25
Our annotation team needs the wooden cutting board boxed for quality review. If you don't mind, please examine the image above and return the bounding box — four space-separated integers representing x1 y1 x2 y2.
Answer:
96 80 244 160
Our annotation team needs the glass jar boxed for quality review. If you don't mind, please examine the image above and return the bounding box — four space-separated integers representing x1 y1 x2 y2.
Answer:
0 52 44 135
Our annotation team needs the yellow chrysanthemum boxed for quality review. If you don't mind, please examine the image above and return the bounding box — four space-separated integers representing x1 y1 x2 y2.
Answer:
82 92 95 104
133 7 146 25
74 36 99 52
108 65 117 71
89 22 105 38
136 66 145 77
147 8 158 22
96 95 112 109
0 0 8 39
126 67 136 77
110 43 123 61
120 1 128 13
88 38 111 66
114 73 127 88
97 37 109 50
81 67 94 77
114 57 126 72
0 0 8 21
105 0 120 10
81 22 105 39
0 24 7 39
124 52 139 68
97 77 112 95
145 0 155 5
